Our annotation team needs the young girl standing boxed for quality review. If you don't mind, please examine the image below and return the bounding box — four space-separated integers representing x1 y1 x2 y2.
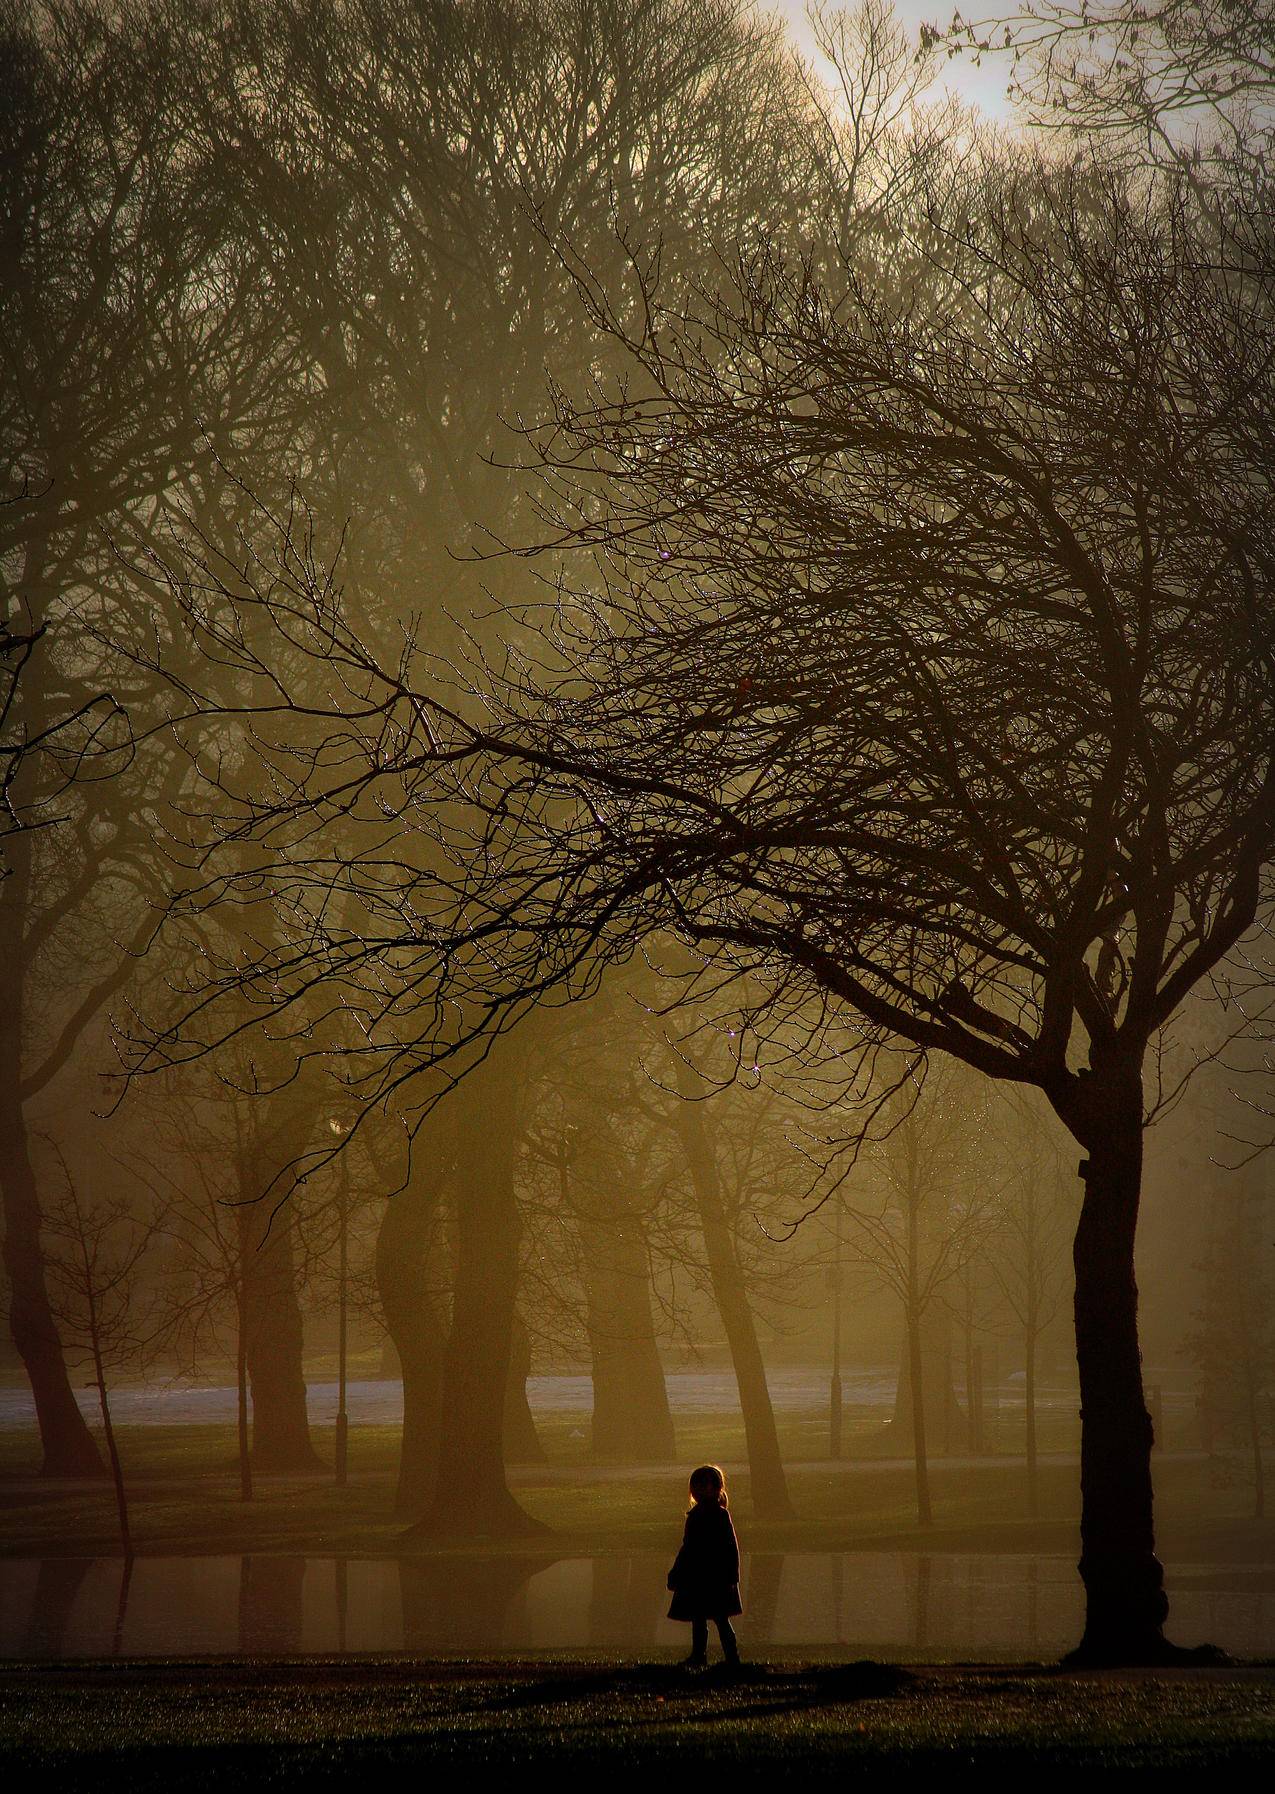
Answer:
666 1463 742 1668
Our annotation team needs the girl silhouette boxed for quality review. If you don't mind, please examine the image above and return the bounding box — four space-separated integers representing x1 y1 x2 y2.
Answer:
666 1463 742 1668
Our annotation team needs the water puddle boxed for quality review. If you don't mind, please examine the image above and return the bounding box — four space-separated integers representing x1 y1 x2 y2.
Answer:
3 1552 1271 1659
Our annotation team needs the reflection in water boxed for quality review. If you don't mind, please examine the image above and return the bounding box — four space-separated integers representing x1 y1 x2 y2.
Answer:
399 1554 556 1652
3 1551 1272 1660
335 1556 348 1654
914 1554 932 1651
589 1555 667 1648
239 1556 306 1654
22 1557 92 1656
744 1554 784 1650
112 1557 133 1658
1026 1556 1039 1651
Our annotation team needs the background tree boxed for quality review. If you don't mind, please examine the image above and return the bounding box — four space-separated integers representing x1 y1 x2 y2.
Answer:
664 1043 797 1518
0 0 299 1475
39 1144 162 1556
519 1002 678 1464
127 1077 258 1503
835 1056 995 1524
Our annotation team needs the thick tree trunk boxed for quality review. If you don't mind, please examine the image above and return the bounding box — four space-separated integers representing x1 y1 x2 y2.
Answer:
237 1193 323 1473
576 1201 675 1463
1 1113 105 1476
375 1169 446 1517
413 1050 543 1536
670 1064 794 1520
1067 1068 1169 1663
0 904 104 1477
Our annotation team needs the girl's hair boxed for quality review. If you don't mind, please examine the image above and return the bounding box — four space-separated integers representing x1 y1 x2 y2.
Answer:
687 1463 729 1509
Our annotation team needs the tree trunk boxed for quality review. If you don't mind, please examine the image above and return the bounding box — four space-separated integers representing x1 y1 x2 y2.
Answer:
0 908 104 1477
575 1199 675 1463
670 1063 794 1520
891 1308 961 1448
93 1356 132 1559
413 1049 543 1536
375 1168 446 1517
237 1193 323 1473
504 1313 547 1464
1067 1068 1169 1663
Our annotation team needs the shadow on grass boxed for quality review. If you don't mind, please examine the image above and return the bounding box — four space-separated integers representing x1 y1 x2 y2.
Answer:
465 1657 912 1722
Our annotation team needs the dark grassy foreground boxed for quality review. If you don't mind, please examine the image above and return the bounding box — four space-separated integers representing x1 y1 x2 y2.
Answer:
3 1656 1274 1781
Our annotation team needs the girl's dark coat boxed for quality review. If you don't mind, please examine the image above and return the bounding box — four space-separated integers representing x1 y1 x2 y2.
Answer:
666 1500 742 1621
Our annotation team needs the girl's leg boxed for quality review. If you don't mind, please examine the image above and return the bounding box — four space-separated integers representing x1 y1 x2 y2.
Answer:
686 1618 708 1664
715 1617 739 1664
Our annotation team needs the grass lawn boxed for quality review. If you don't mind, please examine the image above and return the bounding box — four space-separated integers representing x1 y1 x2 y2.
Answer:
2 1656 1274 1780
0 1415 1269 1563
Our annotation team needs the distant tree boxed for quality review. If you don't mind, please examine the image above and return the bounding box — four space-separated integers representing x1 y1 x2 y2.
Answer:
0 0 288 1477
126 1088 257 1504
518 1003 678 1465
663 1043 799 1517
837 1057 996 1525
39 1145 162 1555
149 0 819 1542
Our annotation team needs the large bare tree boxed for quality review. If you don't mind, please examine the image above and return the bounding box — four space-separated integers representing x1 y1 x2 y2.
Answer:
132 141 1275 1656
